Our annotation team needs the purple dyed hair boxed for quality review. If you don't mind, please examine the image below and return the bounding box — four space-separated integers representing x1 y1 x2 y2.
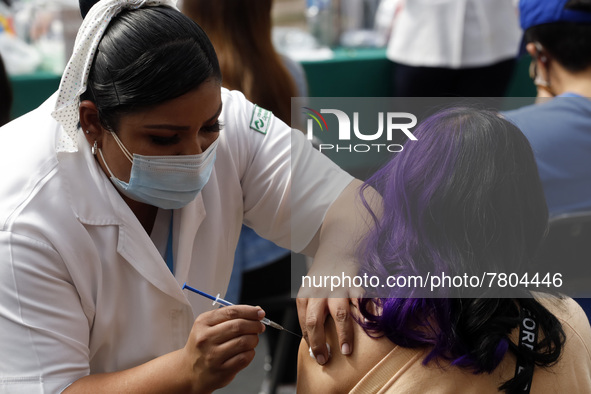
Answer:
357 107 563 392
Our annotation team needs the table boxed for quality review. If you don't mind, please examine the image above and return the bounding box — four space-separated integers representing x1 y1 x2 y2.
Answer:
299 47 537 98
9 71 61 120
300 48 395 97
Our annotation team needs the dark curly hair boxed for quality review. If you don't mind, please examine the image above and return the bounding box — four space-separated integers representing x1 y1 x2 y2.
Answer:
357 108 565 393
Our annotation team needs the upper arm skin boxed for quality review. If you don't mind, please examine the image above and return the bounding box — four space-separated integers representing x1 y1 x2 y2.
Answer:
297 305 395 393
300 179 380 274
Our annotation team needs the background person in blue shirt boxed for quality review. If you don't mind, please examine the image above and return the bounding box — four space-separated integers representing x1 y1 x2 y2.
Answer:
503 0 591 319
504 0 591 216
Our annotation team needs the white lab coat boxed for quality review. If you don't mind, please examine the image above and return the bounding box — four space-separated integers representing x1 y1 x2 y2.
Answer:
0 88 353 393
387 0 521 69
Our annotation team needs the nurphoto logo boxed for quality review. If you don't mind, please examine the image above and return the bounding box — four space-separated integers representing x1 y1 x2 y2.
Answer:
303 107 418 153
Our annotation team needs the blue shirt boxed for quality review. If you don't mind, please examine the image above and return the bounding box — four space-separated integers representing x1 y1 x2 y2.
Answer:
504 94 591 216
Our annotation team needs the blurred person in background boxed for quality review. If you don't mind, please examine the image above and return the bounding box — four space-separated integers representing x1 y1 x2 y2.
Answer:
183 0 307 128
504 0 591 216
386 0 521 97
503 0 591 321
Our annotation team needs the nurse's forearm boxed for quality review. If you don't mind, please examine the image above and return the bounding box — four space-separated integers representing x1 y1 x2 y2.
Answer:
63 349 203 393
64 305 264 394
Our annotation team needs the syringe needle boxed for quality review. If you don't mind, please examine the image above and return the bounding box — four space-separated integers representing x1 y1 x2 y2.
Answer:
282 327 303 338
183 283 302 338
262 318 302 338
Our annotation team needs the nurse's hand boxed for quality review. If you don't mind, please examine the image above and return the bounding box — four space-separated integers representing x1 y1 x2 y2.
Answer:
297 290 363 366
296 180 379 366
182 305 266 393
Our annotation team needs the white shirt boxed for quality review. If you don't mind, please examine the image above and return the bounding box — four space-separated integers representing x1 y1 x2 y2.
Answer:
0 88 353 393
387 0 521 69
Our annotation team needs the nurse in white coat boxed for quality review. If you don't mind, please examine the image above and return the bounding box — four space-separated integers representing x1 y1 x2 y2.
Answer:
0 1 361 392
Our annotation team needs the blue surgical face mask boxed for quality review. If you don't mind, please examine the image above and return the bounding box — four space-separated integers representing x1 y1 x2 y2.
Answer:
98 131 219 209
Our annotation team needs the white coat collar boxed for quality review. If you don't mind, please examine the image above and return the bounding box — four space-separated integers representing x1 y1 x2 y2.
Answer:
59 130 206 306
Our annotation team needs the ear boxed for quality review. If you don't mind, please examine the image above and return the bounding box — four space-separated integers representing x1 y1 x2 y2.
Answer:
525 42 537 58
79 100 105 148
527 42 549 64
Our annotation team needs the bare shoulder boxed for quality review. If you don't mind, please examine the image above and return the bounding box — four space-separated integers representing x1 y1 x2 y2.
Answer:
538 296 591 337
545 297 591 353
527 296 591 392
296 306 395 393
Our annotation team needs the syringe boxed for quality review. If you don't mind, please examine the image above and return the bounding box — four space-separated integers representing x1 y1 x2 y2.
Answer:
182 283 302 338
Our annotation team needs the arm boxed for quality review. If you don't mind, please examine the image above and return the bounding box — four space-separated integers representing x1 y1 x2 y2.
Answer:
0 232 91 393
0 231 264 394
297 180 382 365
229 91 381 364
65 306 266 394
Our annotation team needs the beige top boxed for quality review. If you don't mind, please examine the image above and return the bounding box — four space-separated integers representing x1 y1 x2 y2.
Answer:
297 297 591 393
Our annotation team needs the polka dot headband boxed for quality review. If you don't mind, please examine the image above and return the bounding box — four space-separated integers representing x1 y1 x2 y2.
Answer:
51 0 178 153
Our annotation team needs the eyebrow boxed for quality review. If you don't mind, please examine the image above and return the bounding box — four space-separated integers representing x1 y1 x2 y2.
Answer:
144 102 223 131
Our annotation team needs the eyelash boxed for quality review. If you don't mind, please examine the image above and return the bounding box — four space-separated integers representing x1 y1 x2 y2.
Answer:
150 135 180 146
150 121 223 145
202 120 223 133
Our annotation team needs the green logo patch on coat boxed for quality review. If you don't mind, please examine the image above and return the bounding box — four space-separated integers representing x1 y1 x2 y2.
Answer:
250 105 272 134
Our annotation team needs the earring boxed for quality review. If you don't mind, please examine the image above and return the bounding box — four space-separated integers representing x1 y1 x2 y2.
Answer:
85 129 90 134
91 141 98 155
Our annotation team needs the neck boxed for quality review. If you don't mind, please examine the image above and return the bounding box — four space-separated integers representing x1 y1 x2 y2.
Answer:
551 65 591 97
123 196 158 234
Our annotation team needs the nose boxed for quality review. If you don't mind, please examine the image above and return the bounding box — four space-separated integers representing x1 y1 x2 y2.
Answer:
183 133 218 155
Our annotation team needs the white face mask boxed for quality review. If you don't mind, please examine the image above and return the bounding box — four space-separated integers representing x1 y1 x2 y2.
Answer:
98 131 219 209
529 42 556 97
